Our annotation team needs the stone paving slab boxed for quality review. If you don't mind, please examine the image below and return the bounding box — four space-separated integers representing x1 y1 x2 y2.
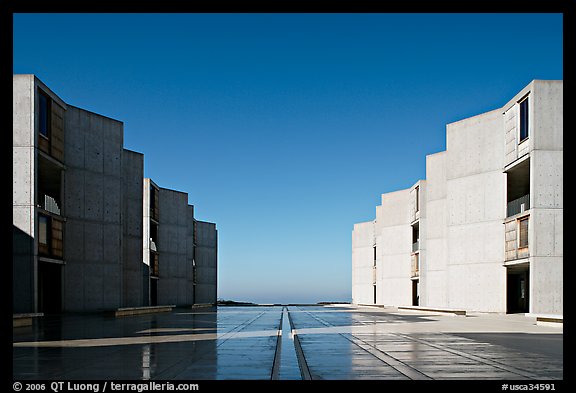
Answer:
12 305 563 380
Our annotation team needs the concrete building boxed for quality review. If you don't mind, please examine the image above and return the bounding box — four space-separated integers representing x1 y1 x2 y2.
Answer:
352 80 562 316
142 180 218 307
13 74 218 313
194 220 218 304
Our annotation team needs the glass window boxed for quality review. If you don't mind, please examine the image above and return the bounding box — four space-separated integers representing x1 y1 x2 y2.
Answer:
519 97 529 142
38 215 49 245
518 217 529 248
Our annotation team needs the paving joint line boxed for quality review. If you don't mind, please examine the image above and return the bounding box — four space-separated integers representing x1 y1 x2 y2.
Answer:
392 333 544 380
270 307 284 380
156 308 272 379
294 307 429 380
287 307 312 380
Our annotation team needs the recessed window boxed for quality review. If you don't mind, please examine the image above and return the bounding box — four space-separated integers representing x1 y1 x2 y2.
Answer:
38 90 51 138
518 217 529 248
38 214 49 245
519 97 529 142
415 186 420 212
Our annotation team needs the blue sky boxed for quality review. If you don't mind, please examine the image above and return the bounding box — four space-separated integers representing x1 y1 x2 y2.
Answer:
13 13 563 303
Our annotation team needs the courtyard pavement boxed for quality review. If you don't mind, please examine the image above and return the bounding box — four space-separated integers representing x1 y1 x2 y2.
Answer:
12 305 563 380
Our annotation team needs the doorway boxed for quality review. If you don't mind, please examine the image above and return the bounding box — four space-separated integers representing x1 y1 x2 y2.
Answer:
38 261 62 313
150 278 158 306
507 266 529 313
412 279 419 306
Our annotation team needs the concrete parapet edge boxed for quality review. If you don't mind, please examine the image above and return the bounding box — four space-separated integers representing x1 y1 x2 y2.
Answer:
532 314 563 327
191 303 215 309
398 305 466 316
13 313 44 328
114 305 175 317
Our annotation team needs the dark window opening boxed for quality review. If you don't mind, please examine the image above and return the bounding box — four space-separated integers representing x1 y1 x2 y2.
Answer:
507 267 529 313
412 280 419 306
39 90 51 138
412 222 419 252
150 278 158 306
150 222 158 246
415 186 420 212
38 262 62 313
519 97 529 142
373 246 376 266
38 154 63 215
506 158 530 217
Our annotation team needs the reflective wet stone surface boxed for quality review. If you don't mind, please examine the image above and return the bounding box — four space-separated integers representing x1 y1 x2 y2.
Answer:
13 305 563 380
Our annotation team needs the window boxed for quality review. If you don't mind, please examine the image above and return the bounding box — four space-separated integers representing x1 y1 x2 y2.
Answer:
518 217 529 248
415 186 420 212
192 262 197 284
373 246 377 266
519 97 529 142
39 90 51 138
38 215 49 245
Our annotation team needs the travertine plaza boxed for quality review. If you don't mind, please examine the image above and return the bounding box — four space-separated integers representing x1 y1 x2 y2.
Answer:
13 74 217 314
352 80 562 317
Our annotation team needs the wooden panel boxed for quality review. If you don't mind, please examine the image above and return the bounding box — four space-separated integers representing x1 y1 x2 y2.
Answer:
51 218 64 258
50 103 65 162
38 135 50 155
504 220 517 261
153 189 159 221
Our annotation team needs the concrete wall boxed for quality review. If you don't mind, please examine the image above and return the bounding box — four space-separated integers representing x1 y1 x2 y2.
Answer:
351 221 375 305
529 151 563 315
195 220 218 304
422 152 448 308
157 188 193 306
529 81 563 315
63 106 125 312
13 75 36 313
445 109 507 312
122 149 144 307
375 189 412 306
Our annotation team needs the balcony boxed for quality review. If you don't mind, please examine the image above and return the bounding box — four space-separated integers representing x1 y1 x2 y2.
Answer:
412 241 419 253
40 194 61 215
372 266 377 285
507 194 530 217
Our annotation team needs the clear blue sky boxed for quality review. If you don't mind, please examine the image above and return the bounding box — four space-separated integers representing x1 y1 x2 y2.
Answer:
13 13 562 304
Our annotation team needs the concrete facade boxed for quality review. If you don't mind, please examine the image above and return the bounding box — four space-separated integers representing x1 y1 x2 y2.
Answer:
157 187 193 306
62 105 127 311
13 75 218 313
352 80 562 315
194 220 218 304
141 180 218 307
